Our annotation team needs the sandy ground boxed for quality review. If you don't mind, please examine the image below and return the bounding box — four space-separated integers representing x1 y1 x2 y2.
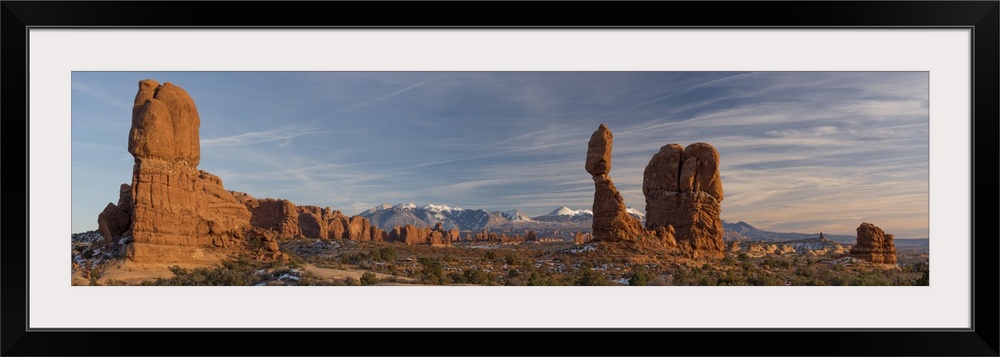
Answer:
79 251 231 285
301 263 418 285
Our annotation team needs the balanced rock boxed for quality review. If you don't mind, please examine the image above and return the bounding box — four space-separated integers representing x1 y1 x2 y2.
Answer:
850 222 897 264
585 124 614 176
586 124 646 242
643 142 724 253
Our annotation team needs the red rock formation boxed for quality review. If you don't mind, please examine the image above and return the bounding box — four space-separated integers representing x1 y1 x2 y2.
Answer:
643 142 724 253
296 206 328 239
125 80 254 261
347 216 372 241
586 124 646 242
371 226 387 242
401 225 426 245
651 225 677 248
525 230 537 241
243 198 301 238
97 184 133 242
429 231 446 246
850 222 898 264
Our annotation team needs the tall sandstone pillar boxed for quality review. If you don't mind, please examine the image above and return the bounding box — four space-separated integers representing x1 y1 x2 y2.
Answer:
126 80 252 261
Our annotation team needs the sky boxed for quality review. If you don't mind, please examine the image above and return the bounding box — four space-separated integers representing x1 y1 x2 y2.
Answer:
71 72 929 238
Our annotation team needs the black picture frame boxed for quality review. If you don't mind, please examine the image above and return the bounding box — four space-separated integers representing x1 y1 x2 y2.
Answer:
3 1 997 356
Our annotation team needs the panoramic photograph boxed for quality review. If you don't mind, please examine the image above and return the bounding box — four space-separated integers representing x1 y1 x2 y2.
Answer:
70 71 930 286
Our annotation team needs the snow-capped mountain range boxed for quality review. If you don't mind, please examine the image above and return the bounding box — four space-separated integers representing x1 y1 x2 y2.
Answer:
358 203 645 232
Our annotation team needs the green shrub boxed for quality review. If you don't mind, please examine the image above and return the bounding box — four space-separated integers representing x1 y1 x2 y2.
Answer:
627 265 654 286
360 272 379 286
417 257 445 285
574 265 610 286
463 268 494 285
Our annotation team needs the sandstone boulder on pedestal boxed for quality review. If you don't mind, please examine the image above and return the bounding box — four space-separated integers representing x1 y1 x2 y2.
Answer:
643 142 725 253
850 222 898 264
586 124 646 242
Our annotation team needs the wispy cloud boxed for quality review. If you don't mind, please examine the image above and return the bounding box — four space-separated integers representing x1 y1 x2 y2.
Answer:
72 72 928 237
201 126 328 147
72 82 131 110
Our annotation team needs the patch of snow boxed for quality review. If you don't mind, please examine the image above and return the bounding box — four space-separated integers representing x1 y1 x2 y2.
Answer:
625 207 645 219
362 203 395 215
547 207 594 217
395 202 416 210
423 203 452 212
502 210 535 222
548 206 578 216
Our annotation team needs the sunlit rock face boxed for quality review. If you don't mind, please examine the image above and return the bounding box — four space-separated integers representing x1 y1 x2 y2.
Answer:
850 222 898 264
125 80 254 262
643 142 725 253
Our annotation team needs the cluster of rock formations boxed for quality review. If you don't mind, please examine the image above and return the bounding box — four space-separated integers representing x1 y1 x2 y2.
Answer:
94 80 458 269
585 124 724 254
850 222 897 264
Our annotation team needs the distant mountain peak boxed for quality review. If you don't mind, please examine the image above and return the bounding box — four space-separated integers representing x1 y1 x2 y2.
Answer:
501 209 535 222
546 206 592 217
395 202 416 210
422 203 452 212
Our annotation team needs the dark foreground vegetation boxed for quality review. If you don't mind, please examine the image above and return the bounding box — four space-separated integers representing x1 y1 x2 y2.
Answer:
109 237 928 286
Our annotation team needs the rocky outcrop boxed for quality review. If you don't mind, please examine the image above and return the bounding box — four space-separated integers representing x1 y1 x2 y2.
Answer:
243 198 301 238
586 124 647 242
850 222 897 264
97 184 133 242
125 80 254 262
643 143 725 253
346 216 372 241
651 225 677 248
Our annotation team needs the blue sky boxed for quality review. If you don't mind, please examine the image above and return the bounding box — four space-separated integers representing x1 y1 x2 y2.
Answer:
72 72 929 238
